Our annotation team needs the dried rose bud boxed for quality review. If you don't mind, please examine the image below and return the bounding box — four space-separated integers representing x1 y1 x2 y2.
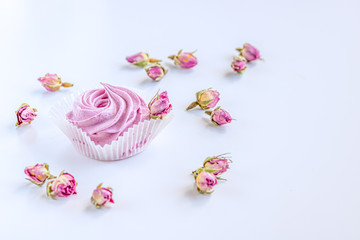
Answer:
203 154 232 176
46 171 77 199
236 43 261 62
186 88 220 110
24 163 55 186
145 63 168 81
205 106 232 126
192 168 218 194
231 56 247 74
126 52 159 68
91 183 114 208
148 91 172 119
15 103 37 127
168 49 197 69
38 73 73 92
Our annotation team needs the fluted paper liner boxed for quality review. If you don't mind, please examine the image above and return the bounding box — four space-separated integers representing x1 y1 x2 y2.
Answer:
49 89 173 161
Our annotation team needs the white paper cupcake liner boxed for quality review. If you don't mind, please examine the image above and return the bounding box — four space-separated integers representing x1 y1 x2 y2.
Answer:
49 88 173 161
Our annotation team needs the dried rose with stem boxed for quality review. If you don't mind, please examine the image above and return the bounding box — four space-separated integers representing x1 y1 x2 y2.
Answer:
15 103 37 127
168 49 198 69
38 73 73 92
24 163 55 186
91 183 115 208
126 52 160 68
205 106 233 126
186 88 220 110
46 170 77 200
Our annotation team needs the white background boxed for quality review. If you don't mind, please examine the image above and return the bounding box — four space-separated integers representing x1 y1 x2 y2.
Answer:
0 0 359 239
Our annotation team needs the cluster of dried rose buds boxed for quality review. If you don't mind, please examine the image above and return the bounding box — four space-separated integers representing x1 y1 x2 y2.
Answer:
126 49 198 82
231 43 262 74
24 163 114 208
186 88 233 126
126 52 166 81
192 154 232 194
16 74 74 126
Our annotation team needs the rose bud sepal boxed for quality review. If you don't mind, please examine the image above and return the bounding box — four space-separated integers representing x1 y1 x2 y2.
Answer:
91 183 115 209
15 103 37 127
24 163 55 186
205 106 233 126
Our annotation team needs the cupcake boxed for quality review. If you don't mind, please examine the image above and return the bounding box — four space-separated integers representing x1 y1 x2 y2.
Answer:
50 83 173 161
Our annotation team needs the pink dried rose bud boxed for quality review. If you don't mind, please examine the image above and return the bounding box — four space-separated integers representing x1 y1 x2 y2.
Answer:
203 154 232 176
168 49 198 69
236 43 262 62
148 91 172 119
205 106 232 126
231 56 247 74
15 103 37 127
24 163 55 186
192 168 218 194
46 171 77 199
126 52 160 68
145 63 168 81
91 183 115 208
38 73 73 92
186 88 220 110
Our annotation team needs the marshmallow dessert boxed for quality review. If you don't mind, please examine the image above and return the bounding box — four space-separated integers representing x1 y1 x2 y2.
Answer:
66 83 150 147
50 83 173 161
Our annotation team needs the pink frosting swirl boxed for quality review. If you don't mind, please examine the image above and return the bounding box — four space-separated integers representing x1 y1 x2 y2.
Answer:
66 83 150 146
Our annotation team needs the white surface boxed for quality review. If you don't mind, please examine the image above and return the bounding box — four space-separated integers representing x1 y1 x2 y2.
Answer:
0 0 359 239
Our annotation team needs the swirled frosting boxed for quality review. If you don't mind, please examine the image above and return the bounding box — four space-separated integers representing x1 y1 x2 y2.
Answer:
66 83 150 146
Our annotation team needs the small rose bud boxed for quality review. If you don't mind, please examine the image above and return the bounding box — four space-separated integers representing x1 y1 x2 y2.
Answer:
145 64 168 81
24 163 55 186
186 88 220 110
148 91 172 119
168 49 197 69
203 154 232 176
193 168 218 194
38 73 73 92
15 103 37 127
236 43 261 62
126 52 159 68
231 56 247 74
46 171 77 199
205 107 232 126
91 183 114 208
